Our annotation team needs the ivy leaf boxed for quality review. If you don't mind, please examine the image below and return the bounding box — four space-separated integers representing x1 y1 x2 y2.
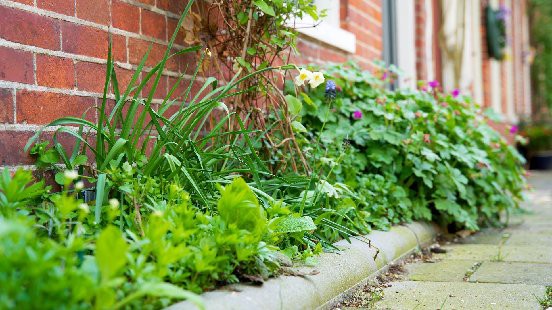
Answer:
253 0 275 16
285 95 302 116
96 226 128 281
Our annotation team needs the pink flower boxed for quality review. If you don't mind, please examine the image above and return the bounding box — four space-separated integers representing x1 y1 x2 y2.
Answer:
428 80 440 89
423 134 431 144
353 110 363 119
509 125 518 134
452 89 460 98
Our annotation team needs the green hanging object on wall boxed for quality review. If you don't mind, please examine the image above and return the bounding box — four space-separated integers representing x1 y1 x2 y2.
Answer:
485 5 507 61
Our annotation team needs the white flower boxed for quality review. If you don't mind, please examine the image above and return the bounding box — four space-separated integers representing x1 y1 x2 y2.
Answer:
153 210 164 217
294 69 313 86
74 181 84 190
78 203 90 214
109 198 120 209
64 170 79 181
309 72 325 88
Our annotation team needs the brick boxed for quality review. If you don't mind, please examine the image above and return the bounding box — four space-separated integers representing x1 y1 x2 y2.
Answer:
128 38 178 71
141 9 167 41
157 0 186 14
62 23 127 62
167 18 185 45
0 131 35 165
0 88 14 123
12 0 34 4
143 74 167 99
76 0 110 25
135 0 155 5
0 130 77 165
36 54 75 89
75 61 108 93
0 6 60 50
112 0 140 33
112 65 137 93
16 90 95 124
38 0 75 16
0 47 34 84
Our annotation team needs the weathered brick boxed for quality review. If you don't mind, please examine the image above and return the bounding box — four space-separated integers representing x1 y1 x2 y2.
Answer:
0 130 77 165
135 0 155 5
112 0 140 33
75 61 107 93
0 6 60 50
76 0 110 25
11 0 33 5
0 47 34 84
141 9 167 41
0 131 35 165
143 74 168 99
38 0 75 16
16 90 96 124
0 88 14 123
128 38 178 71
157 0 186 14
62 23 127 62
113 65 138 94
167 18 185 45
36 54 75 89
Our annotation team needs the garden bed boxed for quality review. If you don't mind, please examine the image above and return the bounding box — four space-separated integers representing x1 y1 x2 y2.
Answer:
168 222 438 310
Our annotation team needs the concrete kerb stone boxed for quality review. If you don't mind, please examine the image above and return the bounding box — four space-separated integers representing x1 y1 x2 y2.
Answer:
167 221 439 310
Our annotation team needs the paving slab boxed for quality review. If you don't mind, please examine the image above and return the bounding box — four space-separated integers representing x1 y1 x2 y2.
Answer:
504 231 552 247
470 261 552 285
434 244 552 264
375 281 545 310
406 260 479 282
434 244 500 261
456 228 506 245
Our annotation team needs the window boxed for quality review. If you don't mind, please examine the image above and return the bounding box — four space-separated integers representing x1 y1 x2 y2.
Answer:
290 1 356 53
383 0 417 88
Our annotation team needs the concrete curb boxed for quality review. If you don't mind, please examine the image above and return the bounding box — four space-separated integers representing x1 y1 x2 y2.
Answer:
168 222 440 310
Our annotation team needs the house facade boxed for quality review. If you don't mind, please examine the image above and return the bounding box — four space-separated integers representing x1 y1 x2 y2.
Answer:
0 0 532 167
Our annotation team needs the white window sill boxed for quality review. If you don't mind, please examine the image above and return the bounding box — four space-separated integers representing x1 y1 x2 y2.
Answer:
289 17 356 54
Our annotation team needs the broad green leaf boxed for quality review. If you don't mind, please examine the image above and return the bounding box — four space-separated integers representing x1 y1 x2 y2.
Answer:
291 120 307 133
96 226 128 281
217 178 266 237
269 215 316 233
285 95 302 116
253 0 275 16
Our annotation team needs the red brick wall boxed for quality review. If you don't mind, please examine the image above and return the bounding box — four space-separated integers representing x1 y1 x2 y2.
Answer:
0 0 386 167
293 0 383 69
0 0 193 167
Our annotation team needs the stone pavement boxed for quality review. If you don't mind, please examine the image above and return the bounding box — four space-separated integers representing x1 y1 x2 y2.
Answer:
372 172 552 309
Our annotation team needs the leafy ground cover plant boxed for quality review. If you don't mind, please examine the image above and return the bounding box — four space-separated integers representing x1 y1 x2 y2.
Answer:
290 62 526 233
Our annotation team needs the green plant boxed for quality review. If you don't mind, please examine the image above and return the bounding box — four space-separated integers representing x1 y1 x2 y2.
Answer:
291 62 526 232
520 121 552 153
537 286 552 308
0 169 45 216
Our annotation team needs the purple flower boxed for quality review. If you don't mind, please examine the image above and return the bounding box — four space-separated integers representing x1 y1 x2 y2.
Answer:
382 71 388 80
325 80 337 99
353 110 363 120
452 89 460 98
428 80 440 89
509 125 518 134
497 5 510 20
